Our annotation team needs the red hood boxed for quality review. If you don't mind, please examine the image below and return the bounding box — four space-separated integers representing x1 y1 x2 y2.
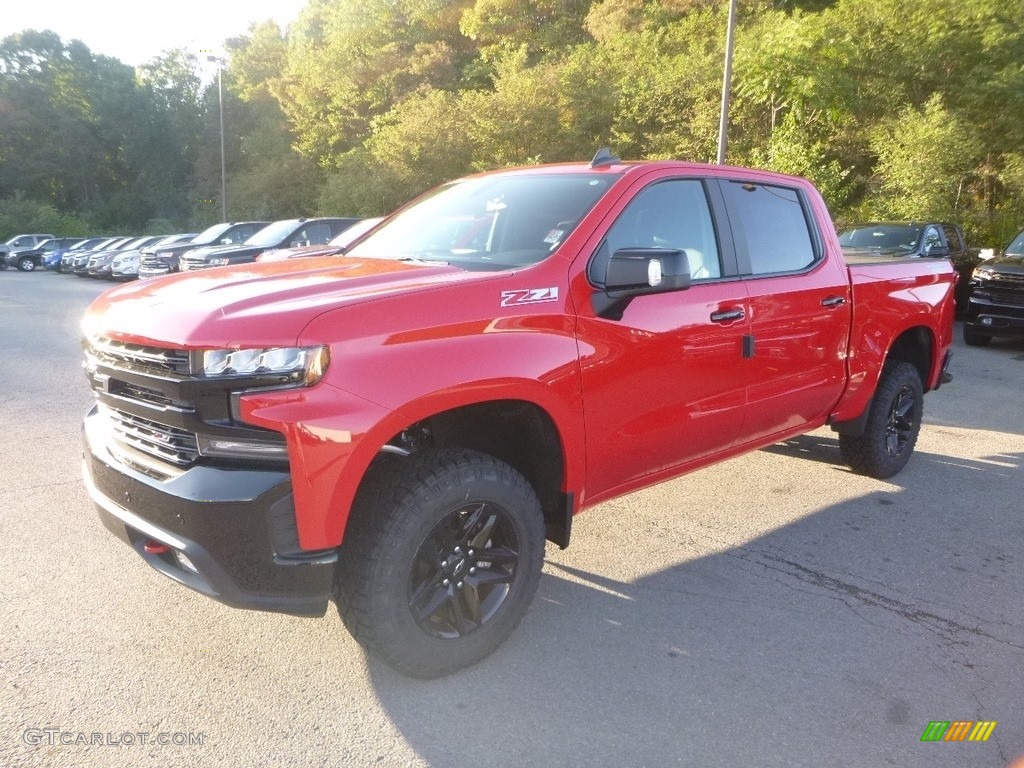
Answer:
84 256 481 348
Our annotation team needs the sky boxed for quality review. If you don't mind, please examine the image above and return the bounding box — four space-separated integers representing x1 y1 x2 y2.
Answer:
1 0 310 67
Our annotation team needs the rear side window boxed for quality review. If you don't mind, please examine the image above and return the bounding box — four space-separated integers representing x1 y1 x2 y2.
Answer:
722 182 817 275
941 225 963 252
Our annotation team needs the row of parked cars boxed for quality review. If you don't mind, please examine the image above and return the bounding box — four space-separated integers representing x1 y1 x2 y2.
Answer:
1 216 383 279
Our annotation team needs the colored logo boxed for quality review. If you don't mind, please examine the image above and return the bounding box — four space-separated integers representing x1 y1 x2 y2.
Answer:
921 721 997 742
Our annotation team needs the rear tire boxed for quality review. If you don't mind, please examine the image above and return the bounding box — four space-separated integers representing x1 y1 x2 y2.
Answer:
335 449 546 678
839 361 924 479
962 325 992 347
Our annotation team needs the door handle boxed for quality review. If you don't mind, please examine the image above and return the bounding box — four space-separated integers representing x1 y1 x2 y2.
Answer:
710 308 744 323
821 296 846 308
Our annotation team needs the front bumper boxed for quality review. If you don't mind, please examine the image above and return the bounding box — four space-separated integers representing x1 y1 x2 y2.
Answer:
83 405 336 616
964 294 1024 337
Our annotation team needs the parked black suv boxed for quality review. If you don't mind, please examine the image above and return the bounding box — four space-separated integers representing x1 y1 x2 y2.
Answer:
139 221 269 278
838 221 977 311
962 228 1024 346
178 218 360 271
3 237 84 271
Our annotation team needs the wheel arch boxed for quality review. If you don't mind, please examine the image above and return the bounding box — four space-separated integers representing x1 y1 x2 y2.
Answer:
830 323 937 436
345 394 577 549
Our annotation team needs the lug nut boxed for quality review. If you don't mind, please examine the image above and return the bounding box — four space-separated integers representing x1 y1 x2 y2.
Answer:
469 567 476 574
442 578 450 586
468 549 475 556
441 559 448 568
454 546 461 553
456 581 464 589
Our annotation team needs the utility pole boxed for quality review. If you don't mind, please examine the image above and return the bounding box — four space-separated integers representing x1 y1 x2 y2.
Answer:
716 0 738 165
207 55 228 220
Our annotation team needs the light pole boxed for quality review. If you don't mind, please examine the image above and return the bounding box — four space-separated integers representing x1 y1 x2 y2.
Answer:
716 0 738 165
207 55 227 221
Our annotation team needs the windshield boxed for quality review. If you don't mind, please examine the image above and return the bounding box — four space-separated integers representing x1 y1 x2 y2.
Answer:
330 218 384 248
245 220 299 247
838 224 921 251
347 173 618 270
192 223 234 245
1005 230 1024 256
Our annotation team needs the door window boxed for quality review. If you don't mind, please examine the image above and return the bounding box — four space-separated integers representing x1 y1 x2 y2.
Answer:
590 179 722 284
722 182 817 275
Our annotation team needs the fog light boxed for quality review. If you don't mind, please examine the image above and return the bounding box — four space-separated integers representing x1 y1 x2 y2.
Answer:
174 550 199 574
981 317 992 326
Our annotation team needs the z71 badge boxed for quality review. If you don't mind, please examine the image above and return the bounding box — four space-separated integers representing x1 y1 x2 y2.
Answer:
500 287 559 307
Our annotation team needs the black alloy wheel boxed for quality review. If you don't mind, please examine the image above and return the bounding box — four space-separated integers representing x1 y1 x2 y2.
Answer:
408 500 521 639
883 383 917 457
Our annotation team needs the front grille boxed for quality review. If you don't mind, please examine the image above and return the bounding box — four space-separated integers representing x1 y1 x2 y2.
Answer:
111 380 181 408
101 406 200 467
989 272 1024 285
179 256 210 271
140 253 168 269
985 288 1024 308
86 336 191 375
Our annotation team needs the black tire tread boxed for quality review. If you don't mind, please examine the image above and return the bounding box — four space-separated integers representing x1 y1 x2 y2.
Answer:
962 325 991 347
335 448 545 678
839 360 923 479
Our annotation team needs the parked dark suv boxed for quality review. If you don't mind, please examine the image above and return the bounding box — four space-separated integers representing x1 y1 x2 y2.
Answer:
178 218 360 271
962 228 1024 346
838 221 977 311
139 221 269 278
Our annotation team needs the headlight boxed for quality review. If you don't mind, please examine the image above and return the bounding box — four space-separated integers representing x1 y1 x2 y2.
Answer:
197 345 329 385
971 267 992 280
208 258 230 266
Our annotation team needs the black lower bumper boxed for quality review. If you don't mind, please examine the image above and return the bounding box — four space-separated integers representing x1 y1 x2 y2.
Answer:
964 296 1024 337
83 406 336 617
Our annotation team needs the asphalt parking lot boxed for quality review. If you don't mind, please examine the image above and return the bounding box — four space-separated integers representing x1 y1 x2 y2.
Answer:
1 271 1022 768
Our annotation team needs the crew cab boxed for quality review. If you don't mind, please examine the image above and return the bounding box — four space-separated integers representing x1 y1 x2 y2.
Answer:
81 155 955 679
962 227 1024 345
178 218 360 271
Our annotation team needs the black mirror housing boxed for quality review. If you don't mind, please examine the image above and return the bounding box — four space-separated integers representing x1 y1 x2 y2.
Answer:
605 248 691 298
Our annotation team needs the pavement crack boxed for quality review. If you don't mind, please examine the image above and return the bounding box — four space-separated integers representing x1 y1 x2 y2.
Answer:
738 549 1024 652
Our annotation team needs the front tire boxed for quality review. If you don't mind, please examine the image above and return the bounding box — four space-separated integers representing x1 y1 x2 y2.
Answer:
962 325 992 347
17 257 36 272
336 449 546 678
839 361 924 479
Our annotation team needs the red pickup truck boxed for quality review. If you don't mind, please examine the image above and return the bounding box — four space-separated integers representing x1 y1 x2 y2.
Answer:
82 155 955 677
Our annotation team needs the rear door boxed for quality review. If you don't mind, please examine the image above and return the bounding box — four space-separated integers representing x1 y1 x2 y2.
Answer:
716 179 851 445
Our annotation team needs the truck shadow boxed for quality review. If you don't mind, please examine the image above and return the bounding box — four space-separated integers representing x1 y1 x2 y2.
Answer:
363 447 1024 768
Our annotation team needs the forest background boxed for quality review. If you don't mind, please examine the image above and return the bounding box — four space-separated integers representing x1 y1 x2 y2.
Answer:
1 0 1021 246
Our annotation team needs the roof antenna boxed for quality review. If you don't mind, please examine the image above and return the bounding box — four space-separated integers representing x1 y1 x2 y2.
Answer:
590 147 620 168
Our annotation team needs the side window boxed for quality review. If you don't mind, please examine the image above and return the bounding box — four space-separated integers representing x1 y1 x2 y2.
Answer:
590 179 722 284
941 225 961 252
922 226 943 254
297 222 331 245
722 182 817 275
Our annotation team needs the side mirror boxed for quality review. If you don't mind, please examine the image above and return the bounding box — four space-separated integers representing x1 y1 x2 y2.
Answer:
594 247 691 319
605 248 691 297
